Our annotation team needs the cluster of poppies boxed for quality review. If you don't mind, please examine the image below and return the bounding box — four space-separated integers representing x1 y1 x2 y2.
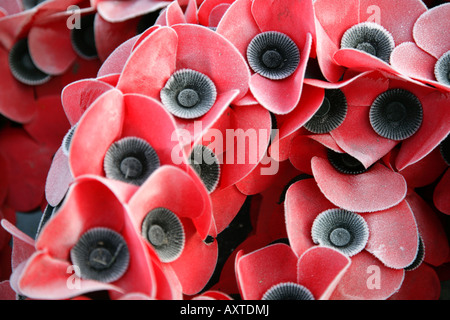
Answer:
0 0 449 300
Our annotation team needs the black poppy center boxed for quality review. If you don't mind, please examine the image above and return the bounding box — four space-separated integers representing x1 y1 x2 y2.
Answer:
314 97 331 117
385 101 407 124
356 42 376 56
120 156 143 179
22 0 47 9
262 49 283 69
440 135 450 166
9 38 51 85
71 14 98 59
434 51 450 85
89 246 114 271
327 149 367 175
329 227 352 247
262 283 315 300
148 224 168 247
177 88 199 108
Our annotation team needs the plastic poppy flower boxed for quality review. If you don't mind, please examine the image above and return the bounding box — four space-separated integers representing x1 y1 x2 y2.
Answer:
390 3 450 92
14 175 175 300
116 24 250 143
186 103 271 233
215 0 315 114
317 70 450 172
284 178 419 299
197 0 234 28
67 88 189 191
126 165 216 295
236 243 351 300
313 0 427 82
154 0 199 26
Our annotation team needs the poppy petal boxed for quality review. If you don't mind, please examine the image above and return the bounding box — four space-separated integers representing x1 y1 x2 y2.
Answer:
69 89 124 178
406 191 450 266
395 91 450 170
434 169 450 215
117 26 178 98
413 3 450 59
97 36 138 77
211 185 246 234
62 78 115 126
297 246 351 300
364 200 419 269
45 147 73 207
97 0 170 23
311 156 407 212
1 219 35 271
330 250 404 300
284 178 335 257
389 263 440 300
236 243 298 300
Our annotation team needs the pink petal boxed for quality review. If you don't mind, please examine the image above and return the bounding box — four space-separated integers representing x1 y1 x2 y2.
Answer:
128 165 211 238
18 252 120 300
330 105 398 168
390 42 437 83
217 103 271 190
164 0 187 25
172 23 250 101
289 134 329 175
249 34 312 114
198 0 235 27
1 219 35 270
236 243 298 300
297 246 351 300
166 220 218 295
434 169 450 215
358 0 426 44
0 48 36 123
251 0 315 49
97 35 138 77
211 185 246 234
69 89 125 178
389 263 440 300
0 281 15 300
311 156 407 212
364 200 419 269
413 3 450 59
117 26 178 98
284 178 336 257
330 250 404 300
94 13 139 62
97 0 170 22
62 78 114 126
27 17 76 75
216 0 261 58
395 90 450 170
407 191 449 266
45 147 73 207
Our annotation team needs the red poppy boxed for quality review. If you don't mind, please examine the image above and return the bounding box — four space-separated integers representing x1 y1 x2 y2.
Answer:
216 0 315 114
308 70 450 172
116 24 249 143
390 3 450 92
14 175 175 300
236 243 351 300
284 178 424 299
314 0 427 82
126 165 216 295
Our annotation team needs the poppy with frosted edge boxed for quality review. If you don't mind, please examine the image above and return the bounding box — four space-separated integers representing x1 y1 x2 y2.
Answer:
126 165 217 295
13 177 167 300
284 178 423 299
216 0 315 114
235 243 351 300
390 3 450 91
116 23 250 143
313 0 427 82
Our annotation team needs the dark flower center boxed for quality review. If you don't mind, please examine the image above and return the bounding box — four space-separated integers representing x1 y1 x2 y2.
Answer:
141 207 185 263
434 51 450 86
369 88 423 141
247 31 300 80
9 38 51 85
327 149 368 175
304 89 347 133
71 14 98 59
439 135 450 166
341 22 395 63
188 144 221 193
104 137 160 186
262 283 315 300
22 0 47 9
160 69 217 119
70 228 130 283
311 208 369 257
